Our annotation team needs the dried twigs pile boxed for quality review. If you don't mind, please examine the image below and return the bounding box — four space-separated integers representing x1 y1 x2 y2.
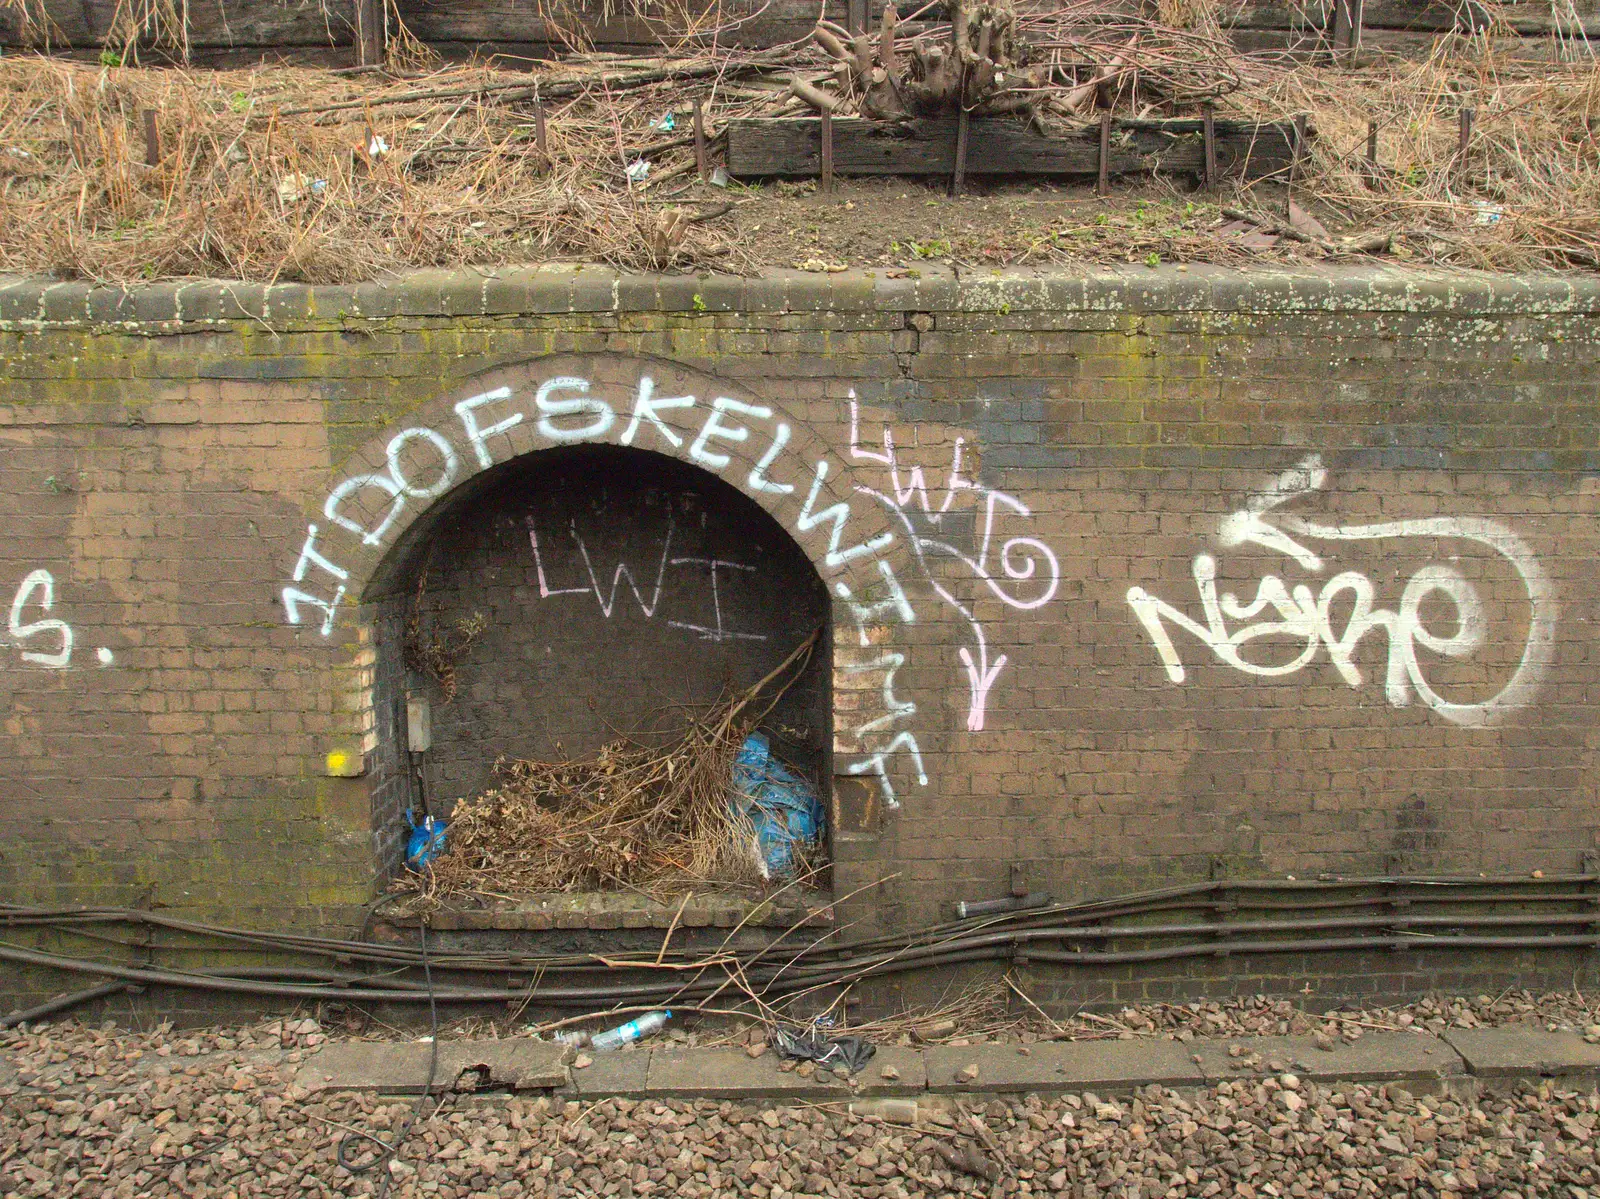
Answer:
401 631 819 902
794 0 1243 123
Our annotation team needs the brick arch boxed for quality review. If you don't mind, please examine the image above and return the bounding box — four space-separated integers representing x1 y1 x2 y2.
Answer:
283 353 912 625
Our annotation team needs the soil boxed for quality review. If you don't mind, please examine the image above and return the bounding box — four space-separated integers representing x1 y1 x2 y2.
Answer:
690 175 1334 271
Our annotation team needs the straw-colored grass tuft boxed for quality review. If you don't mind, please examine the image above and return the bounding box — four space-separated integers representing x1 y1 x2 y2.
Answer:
1240 41 1600 270
0 53 753 283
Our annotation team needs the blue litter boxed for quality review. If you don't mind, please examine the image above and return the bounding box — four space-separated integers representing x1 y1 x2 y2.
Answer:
405 809 448 870
731 732 824 878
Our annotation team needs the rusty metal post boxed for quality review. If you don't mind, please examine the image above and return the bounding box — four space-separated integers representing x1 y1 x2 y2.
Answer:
820 108 834 194
950 106 970 199
1202 106 1216 189
142 109 160 167
1287 112 1307 210
1332 0 1364 61
693 98 707 182
1097 111 1110 197
355 0 384 66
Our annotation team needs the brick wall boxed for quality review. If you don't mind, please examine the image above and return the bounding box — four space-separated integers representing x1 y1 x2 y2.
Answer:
1 264 1597 1010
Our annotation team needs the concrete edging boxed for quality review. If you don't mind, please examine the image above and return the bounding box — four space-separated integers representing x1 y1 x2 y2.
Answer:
292 1027 1600 1103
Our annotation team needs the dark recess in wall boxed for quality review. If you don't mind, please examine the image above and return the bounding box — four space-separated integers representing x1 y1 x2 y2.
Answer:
368 444 831 857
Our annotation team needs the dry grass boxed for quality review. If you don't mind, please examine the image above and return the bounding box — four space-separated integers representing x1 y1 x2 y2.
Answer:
1238 40 1600 270
398 632 819 902
0 54 764 283
0 15 1593 282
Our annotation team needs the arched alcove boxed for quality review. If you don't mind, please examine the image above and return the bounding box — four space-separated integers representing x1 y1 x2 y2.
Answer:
365 443 832 883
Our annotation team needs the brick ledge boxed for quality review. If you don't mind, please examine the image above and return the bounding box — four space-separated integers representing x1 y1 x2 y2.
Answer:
0 263 1596 329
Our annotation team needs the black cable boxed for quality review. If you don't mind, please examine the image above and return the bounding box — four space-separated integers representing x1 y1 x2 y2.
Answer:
5 871 1594 973
335 920 439 1195
5 873 1600 1015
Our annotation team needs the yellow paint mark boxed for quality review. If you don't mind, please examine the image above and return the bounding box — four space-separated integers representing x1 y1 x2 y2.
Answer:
325 750 348 774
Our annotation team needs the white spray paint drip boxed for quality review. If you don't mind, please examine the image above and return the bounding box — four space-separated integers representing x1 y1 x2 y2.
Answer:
96 647 114 666
1127 454 1557 728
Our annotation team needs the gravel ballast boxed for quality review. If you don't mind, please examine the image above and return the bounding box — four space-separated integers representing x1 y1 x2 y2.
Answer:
5 994 1600 1199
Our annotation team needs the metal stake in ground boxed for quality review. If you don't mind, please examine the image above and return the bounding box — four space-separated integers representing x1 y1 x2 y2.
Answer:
1287 112 1307 215
1203 107 1216 190
819 108 834 194
950 106 971 199
1097 111 1110 197
693 98 707 182
1332 0 1363 62
534 98 548 169
355 0 385 67
142 110 160 167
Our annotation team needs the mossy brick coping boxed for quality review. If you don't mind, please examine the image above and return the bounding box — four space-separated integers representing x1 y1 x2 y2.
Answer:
0 265 1597 329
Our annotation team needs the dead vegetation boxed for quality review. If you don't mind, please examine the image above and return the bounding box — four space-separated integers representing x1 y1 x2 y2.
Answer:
797 0 1243 122
1244 42 1600 269
398 632 819 903
402 564 486 702
0 0 1593 282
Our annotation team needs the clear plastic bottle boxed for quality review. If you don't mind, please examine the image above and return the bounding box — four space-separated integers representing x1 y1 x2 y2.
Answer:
590 1010 672 1052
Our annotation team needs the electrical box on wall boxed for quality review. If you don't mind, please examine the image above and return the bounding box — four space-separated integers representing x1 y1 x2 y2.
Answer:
406 694 432 753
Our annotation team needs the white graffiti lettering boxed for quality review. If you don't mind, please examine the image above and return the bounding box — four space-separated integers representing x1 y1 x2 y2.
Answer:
1127 454 1556 728
748 421 795 496
281 584 347 637
797 459 895 568
386 427 459 500
834 560 916 643
287 371 1059 810
535 376 614 442
690 397 771 471
8 569 73 668
667 557 768 643
849 394 1060 731
526 514 769 642
324 470 405 547
454 386 519 469
620 376 695 449
575 519 675 619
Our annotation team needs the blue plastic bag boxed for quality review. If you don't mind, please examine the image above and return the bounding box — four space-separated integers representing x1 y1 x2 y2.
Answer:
405 809 448 870
731 733 824 878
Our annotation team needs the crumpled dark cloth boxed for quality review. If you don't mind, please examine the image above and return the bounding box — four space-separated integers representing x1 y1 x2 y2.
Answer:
770 1026 876 1074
